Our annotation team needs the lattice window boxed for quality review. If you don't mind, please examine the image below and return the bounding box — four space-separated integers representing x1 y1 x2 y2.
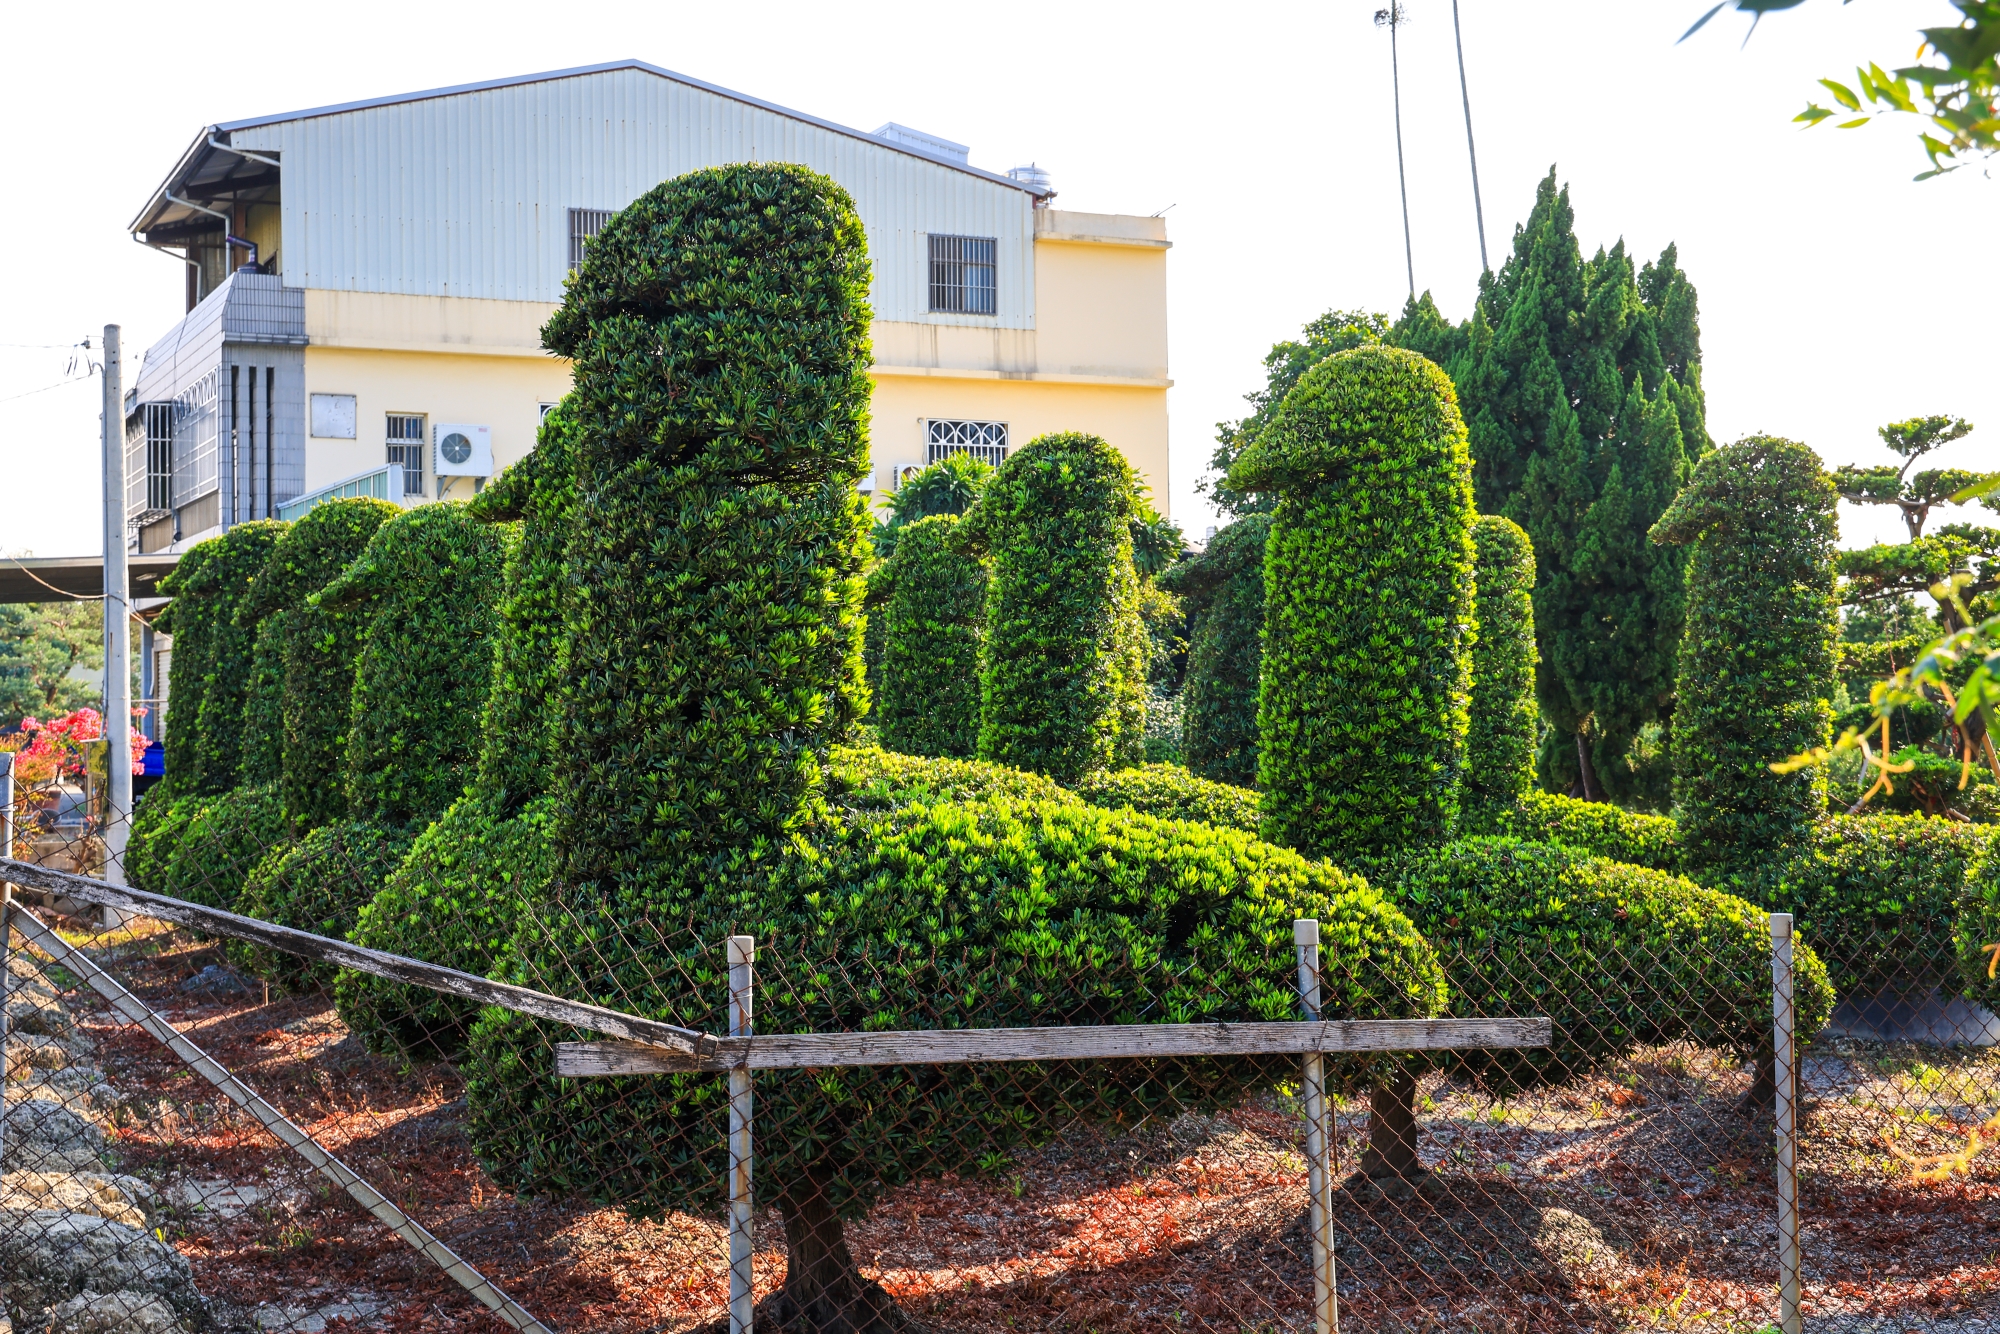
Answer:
170 371 219 511
386 413 426 496
926 419 1009 468
570 208 614 273
928 235 997 315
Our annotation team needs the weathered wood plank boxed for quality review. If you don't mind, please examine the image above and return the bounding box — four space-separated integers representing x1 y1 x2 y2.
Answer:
555 1016 1551 1076
0 856 712 1057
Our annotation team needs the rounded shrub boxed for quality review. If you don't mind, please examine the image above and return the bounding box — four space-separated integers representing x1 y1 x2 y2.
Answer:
1225 344 1477 863
1461 790 1682 873
1372 836 1834 1087
1158 514 1268 787
243 497 401 832
1651 436 1839 871
876 513 986 758
160 784 287 912
1466 515 1538 809
318 502 506 826
233 820 416 989
1070 762 1261 834
828 743 1074 811
964 430 1149 784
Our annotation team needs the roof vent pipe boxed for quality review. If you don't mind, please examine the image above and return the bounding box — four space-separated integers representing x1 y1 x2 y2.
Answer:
226 234 258 273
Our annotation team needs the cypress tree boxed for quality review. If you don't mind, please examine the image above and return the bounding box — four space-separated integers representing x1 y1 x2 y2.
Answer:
1158 514 1270 787
1467 515 1539 809
877 512 986 758
1651 436 1839 871
1227 344 1477 865
1389 170 1707 804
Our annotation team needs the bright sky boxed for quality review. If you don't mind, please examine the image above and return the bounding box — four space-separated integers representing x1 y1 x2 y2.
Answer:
1 0 1991 560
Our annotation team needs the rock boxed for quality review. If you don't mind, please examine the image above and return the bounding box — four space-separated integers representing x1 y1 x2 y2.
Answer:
5 1037 70 1071
176 966 247 999
46 1289 190 1334
4 981 71 1039
166 1179 270 1219
2 1172 160 1229
1534 1207 1629 1285
0 1211 203 1331
1 1099 107 1175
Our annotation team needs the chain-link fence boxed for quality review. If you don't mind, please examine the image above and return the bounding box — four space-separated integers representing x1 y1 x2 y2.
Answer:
6 793 2000 1334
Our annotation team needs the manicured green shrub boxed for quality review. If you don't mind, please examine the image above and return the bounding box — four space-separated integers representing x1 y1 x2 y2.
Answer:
1373 837 1834 1087
1958 838 2000 1009
1466 515 1538 808
318 503 505 826
1652 437 1839 871
828 744 1074 810
965 431 1149 783
232 820 416 989
126 789 204 894
876 513 986 758
242 497 401 831
236 615 287 788
161 785 287 912
1159 514 1269 788
1071 762 1261 834
1226 344 1477 863
466 797 1445 1271
1462 789 1681 872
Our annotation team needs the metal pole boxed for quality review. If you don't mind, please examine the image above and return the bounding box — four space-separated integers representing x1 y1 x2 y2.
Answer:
1772 913 1802 1334
1385 6 1415 300
101 324 131 897
1450 0 1491 273
728 934 756 1334
1295 919 1338 1334
1 876 14 1174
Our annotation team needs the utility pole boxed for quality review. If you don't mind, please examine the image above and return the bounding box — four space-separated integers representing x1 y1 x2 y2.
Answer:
101 323 131 895
1376 3 1415 300
1452 0 1491 273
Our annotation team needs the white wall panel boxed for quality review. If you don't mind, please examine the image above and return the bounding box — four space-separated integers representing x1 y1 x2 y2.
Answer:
231 66 1037 328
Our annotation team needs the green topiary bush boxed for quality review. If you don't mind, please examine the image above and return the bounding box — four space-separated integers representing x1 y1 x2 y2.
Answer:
1226 344 1477 863
236 616 287 788
160 785 287 912
1652 437 1839 872
125 789 204 894
1372 837 1834 1087
965 431 1149 784
233 820 416 989
1158 514 1269 788
1466 515 1539 809
876 513 986 758
1957 838 2000 1009
1460 790 1682 873
1070 762 1261 834
828 743 1074 811
318 502 505 826
243 497 401 832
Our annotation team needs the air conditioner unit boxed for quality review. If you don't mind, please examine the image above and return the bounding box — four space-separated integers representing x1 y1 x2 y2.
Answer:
433 423 493 477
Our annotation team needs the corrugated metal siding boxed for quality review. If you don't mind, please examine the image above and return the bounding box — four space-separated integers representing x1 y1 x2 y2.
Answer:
232 67 1036 328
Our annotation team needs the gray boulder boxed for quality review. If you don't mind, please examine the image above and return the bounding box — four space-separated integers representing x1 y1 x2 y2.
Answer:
0 1211 202 1332
1 1101 107 1175
47 1290 190 1334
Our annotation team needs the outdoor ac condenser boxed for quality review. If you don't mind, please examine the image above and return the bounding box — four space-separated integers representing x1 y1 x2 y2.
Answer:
432 423 493 478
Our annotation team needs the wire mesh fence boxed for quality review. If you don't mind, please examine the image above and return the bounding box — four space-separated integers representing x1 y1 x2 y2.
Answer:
5 798 2000 1334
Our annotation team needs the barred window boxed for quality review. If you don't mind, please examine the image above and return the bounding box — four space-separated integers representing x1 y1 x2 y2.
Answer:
927 418 1008 468
928 235 997 315
570 208 613 273
386 413 426 496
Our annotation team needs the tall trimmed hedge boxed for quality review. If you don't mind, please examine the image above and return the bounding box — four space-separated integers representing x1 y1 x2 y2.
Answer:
965 431 1149 784
1467 515 1538 808
1959 838 2000 1010
236 616 287 788
877 513 986 758
319 503 505 826
1226 344 1477 863
1158 514 1268 787
243 497 400 831
155 520 288 796
1652 436 1839 870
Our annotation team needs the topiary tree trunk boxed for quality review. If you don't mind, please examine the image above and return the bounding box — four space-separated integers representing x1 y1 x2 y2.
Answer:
1225 343 1477 1187
1465 515 1539 811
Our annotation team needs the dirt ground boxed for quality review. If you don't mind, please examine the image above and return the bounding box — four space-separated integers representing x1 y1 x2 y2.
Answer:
13 920 2000 1333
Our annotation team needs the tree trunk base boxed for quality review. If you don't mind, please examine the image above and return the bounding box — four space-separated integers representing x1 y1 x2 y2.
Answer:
715 1279 926 1334
1359 1067 1431 1198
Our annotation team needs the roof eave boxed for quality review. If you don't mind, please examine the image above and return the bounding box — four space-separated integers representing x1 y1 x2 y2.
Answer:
129 126 222 237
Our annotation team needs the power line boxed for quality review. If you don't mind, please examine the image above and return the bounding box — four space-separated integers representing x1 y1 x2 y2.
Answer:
0 373 98 406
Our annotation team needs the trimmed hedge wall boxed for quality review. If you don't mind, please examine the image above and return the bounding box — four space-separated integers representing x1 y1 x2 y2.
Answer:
126 790 202 895
1372 837 1835 1087
319 502 505 826
966 430 1149 783
232 820 415 989
465 797 1446 1224
1070 762 1261 834
877 513 986 758
237 616 287 788
1959 838 2000 1009
1226 344 1477 863
1158 514 1268 788
1652 437 1839 871
156 520 289 797
1461 790 1682 874
1467 515 1538 808
161 785 287 912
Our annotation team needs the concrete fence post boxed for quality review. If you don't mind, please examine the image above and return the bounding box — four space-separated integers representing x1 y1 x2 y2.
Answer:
1295 919 1338 1334
727 934 756 1334
1772 912 1802 1334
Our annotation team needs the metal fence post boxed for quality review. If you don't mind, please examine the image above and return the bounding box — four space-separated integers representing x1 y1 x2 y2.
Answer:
728 934 756 1334
1295 919 1338 1334
1 753 13 1175
1771 912 1802 1334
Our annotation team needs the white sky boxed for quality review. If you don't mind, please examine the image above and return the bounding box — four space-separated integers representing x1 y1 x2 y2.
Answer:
1 0 1993 560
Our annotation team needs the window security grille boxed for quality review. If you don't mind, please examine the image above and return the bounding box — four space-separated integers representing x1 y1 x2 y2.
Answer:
569 209 614 272
169 371 220 512
386 414 426 496
126 402 175 523
928 235 997 315
926 419 1009 468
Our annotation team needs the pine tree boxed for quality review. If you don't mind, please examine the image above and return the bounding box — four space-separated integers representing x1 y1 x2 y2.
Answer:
1390 170 1708 805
